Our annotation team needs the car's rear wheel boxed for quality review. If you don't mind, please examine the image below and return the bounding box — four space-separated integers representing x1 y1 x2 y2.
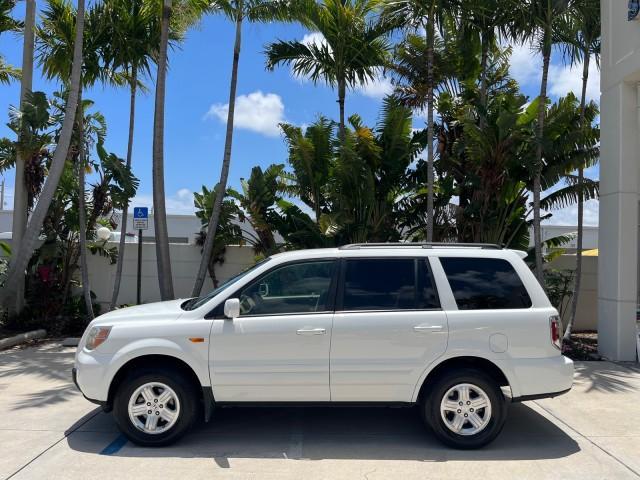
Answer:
423 368 507 449
113 368 199 446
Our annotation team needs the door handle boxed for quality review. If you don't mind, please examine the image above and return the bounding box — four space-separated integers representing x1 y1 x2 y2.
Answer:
413 325 443 333
296 328 326 335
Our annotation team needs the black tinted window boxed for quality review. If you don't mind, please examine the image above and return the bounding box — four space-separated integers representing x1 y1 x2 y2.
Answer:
440 257 531 310
239 260 335 315
342 259 439 311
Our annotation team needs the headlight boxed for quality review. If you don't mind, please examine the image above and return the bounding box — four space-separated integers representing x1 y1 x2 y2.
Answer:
85 326 112 350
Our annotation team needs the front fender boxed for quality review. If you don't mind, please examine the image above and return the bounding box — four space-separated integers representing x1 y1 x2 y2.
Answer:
108 337 210 387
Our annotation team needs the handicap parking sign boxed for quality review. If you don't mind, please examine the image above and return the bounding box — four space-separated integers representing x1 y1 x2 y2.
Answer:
133 207 149 230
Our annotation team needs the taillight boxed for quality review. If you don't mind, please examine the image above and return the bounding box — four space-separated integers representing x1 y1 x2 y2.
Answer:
550 315 562 350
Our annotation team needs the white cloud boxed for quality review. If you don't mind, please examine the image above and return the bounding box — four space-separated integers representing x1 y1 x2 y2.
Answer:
129 188 195 215
508 42 542 87
355 71 394 99
205 91 286 137
301 31 327 50
548 57 600 103
543 199 599 226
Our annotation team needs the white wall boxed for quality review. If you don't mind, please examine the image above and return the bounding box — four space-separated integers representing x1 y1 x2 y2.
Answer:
0 210 13 234
547 255 598 332
536 225 599 251
121 214 202 244
87 243 255 308
599 1 640 360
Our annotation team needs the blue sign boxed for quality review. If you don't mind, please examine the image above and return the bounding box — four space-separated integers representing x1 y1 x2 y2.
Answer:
133 207 149 230
134 207 148 219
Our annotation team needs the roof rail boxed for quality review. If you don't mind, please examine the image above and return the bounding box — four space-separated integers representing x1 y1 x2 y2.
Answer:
338 242 503 250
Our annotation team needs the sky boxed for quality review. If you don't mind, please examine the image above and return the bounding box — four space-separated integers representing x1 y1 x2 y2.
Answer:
0 3 600 226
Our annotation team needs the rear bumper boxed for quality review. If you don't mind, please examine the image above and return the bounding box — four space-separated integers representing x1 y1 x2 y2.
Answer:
511 387 571 402
508 355 574 399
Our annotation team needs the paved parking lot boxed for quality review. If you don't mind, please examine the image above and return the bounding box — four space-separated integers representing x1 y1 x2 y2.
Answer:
1 342 639 480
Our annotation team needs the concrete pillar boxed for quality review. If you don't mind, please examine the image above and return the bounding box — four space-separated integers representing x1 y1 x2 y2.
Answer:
597 81 639 361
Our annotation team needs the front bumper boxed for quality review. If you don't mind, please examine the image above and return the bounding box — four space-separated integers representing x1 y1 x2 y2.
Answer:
73 348 113 404
72 367 109 409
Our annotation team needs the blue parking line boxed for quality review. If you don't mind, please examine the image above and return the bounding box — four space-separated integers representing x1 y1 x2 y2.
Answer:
100 434 128 455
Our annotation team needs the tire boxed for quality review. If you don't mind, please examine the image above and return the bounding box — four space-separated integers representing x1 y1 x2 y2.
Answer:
112 367 199 446
422 368 507 449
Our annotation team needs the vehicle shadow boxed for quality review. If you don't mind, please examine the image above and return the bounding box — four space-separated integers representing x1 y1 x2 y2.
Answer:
66 402 580 462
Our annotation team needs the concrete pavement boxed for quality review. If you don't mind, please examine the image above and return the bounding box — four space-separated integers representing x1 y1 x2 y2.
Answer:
0 342 639 480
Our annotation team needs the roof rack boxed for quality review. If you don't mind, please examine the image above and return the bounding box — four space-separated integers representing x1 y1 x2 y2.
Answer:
338 242 503 250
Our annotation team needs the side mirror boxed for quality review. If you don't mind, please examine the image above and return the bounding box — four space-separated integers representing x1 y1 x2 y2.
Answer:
223 298 240 319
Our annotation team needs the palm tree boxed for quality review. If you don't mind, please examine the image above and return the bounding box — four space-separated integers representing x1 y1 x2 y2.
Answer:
191 0 292 297
36 0 113 319
193 184 244 287
265 0 394 137
0 0 85 308
10 0 35 315
152 0 174 300
227 164 285 256
514 0 571 284
457 0 515 126
107 0 161 310
0 0 21 84
562 0 600 340
152 0 210 300
384 0 457 241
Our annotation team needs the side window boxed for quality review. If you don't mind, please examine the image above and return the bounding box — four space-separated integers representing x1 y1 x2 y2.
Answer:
440 257 532 310
341 258 440 311
238 260 335 316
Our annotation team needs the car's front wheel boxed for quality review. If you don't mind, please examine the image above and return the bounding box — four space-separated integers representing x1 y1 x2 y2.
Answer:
423 368 507 449
112 368 199 446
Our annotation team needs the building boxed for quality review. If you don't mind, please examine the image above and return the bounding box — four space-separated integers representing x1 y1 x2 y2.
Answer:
599 1 640 361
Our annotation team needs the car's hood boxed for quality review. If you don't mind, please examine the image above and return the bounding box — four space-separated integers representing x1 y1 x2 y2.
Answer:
95 299 188 324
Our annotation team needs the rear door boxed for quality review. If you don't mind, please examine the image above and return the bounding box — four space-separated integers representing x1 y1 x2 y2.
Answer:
330 257 448 402
210 259 337 402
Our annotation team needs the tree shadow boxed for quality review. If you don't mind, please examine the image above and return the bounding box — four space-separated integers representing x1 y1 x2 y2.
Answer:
573 361 639 394
0 342 80 409
67 403 580 462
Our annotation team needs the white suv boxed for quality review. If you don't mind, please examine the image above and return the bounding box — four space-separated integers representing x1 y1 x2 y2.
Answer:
73 243 573 449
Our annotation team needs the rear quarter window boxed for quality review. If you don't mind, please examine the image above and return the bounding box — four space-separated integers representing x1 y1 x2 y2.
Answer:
440 257 532 310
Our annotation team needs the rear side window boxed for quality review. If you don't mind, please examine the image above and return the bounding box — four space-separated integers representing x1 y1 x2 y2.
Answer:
440 257 532 310
341 258 440 311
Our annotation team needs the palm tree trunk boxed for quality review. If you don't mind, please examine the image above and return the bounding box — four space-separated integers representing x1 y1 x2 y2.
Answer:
10 0 36 316
152 0 174 300
192 5 243 297
77 87 94 321
338 78 346 139
533 40 551 286
110 70 137 310
564 52 590 341
478 31 489 130
425 15 435 242
0 0 85 307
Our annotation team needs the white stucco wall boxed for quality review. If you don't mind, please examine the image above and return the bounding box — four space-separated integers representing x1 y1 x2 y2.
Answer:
599 1 640 360
87 244 256 308
548 255 598 332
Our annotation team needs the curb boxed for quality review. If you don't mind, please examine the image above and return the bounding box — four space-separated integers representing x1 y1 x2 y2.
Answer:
0 329 47 350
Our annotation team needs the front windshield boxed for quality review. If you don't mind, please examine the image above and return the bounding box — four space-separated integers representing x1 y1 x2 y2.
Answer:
181 257 271 311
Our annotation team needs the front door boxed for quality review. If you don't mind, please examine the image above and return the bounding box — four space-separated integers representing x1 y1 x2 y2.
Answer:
210 259 337 402
330 257 448 401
